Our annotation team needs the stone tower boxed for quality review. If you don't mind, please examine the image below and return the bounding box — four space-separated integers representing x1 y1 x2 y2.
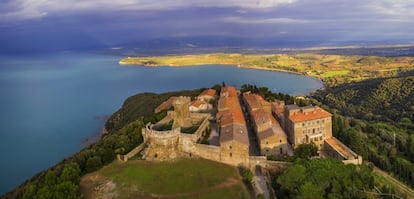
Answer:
173 96 191 128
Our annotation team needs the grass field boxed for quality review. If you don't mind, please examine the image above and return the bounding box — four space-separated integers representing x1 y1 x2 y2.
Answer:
80 158 251 199
119 53 414 86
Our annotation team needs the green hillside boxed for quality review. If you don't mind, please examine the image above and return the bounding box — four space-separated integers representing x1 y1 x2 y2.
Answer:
313 72 414 192
315 72 414 125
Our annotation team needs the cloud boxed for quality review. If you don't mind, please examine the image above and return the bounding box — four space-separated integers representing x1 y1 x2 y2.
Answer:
0 0 296 22
223 16 310 24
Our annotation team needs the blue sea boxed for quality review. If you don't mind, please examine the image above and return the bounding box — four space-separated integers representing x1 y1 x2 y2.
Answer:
0 51 323 194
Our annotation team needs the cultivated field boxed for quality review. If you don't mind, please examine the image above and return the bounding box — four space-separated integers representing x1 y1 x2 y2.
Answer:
80 158 251 199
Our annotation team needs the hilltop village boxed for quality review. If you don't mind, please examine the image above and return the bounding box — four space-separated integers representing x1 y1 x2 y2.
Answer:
118 86 362 169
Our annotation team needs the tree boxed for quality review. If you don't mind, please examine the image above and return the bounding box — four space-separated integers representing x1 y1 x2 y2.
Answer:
298 182 323 199
22 184 36 199
294 143 318 159
86 156 102 173
59 163 81 184
274 158 376 199
240 167 253 183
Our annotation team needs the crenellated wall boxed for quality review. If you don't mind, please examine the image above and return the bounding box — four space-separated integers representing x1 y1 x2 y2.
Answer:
143 124 181 160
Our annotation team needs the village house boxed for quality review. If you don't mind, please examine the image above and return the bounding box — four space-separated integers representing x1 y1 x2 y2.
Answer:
243 93 288 156
197 88 216 102
283 105 332 150
217 86 249 166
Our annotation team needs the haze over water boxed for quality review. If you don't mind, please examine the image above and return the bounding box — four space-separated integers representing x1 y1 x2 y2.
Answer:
0 52 323 194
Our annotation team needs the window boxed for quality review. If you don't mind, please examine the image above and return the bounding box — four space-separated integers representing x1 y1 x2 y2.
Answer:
302 123 305 126
230 153 232 157
229 145 232 149
280 139 282 143
266 141 268 145
313 129 315 134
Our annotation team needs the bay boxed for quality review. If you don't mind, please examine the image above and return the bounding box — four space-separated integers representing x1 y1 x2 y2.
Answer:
0 51 323 194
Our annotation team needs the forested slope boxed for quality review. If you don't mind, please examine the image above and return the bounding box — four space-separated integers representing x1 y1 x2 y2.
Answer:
315 72 414 127
314 72 414 190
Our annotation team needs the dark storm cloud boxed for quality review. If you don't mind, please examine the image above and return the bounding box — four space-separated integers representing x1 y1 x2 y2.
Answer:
1 0 414 53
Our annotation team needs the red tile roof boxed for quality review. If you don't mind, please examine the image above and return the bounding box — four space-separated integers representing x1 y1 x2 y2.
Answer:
155 97 177 113
199 89 216 98
191 99 207 108
251 109 271 126
288 106 332 123
217 86 248 145
243 93 270 110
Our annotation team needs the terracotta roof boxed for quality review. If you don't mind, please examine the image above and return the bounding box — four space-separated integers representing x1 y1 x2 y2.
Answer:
288 106 332 123
243 93 270 111
217 86 248 144
271 122 287 137
191 99 207 108
220 86 237 97
220 123 249 145
199 89 216 98
155 97 177 113
251 109 271 126
257 119 287 140
325 137 357 160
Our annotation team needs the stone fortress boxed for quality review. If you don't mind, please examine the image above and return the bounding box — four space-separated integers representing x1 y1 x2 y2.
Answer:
123 86 361 169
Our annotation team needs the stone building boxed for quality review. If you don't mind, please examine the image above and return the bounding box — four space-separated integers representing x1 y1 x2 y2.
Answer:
243 93 288 156
217 86 250 166
219 123 250 166
283 105 332 150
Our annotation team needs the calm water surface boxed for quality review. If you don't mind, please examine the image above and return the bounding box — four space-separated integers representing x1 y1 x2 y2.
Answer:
0 52 323 194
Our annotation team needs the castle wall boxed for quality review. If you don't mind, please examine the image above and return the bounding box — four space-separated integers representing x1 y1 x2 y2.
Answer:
117 142 147 162
143 125 181 160
194 144 221 162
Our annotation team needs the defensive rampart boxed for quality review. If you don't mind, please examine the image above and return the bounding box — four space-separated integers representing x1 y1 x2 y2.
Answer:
117 142 147 162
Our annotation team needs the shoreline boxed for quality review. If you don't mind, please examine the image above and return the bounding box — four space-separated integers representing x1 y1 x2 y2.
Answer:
119 59 306 76
119 59 326 94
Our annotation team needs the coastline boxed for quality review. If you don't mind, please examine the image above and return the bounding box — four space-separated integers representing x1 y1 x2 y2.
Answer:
119 58 326 93
118 53 414 88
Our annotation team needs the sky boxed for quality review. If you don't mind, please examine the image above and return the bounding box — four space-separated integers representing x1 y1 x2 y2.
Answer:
1 0 414 53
